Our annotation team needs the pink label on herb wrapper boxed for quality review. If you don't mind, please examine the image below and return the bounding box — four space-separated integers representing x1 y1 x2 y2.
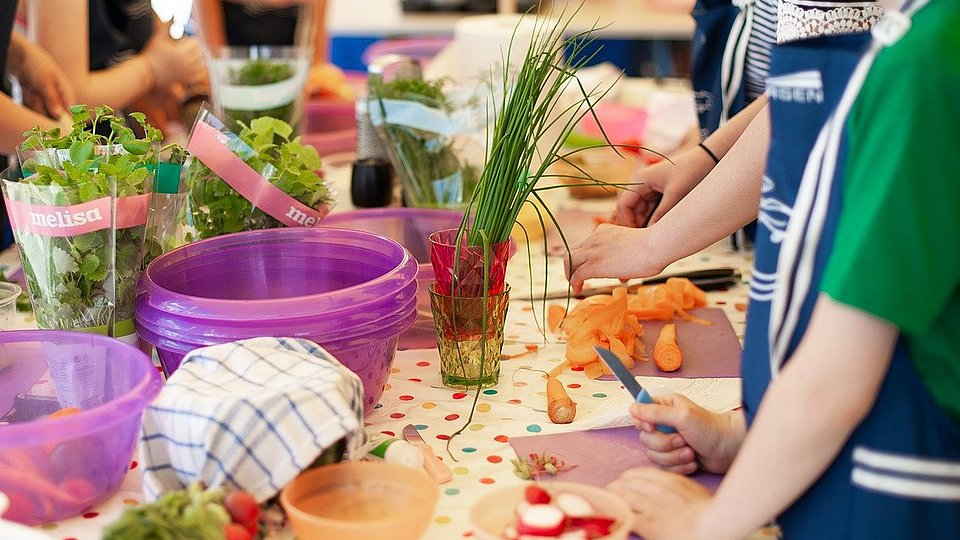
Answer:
187 121 327 227
4 193 151 237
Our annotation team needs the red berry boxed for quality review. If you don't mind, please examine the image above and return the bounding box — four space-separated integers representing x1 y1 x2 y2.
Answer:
523 484 551 505
224 490 260 529
224 522 252 540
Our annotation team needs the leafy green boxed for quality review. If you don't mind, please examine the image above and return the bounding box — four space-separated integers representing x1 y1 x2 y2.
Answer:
102 482 231 540
225 59 299 132
183 115 333 240
9 105 161 334
371 76 479 209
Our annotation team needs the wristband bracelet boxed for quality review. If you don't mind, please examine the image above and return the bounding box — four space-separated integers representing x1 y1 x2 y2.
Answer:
698 142 721 165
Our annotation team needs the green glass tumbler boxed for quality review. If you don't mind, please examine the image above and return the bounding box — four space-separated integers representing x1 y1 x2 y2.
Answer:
429 284 510 388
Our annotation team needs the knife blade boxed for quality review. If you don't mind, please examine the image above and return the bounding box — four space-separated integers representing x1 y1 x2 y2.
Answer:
516 267 741 301
594 346 676 434
402 424 452 484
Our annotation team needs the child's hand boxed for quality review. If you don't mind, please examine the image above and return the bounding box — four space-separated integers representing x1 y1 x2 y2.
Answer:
630 394 745 474
607 467 712 540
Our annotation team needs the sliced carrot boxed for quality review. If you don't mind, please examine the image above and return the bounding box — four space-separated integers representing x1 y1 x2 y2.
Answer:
583 361 604 380
653 323 682 372
548 360 571 378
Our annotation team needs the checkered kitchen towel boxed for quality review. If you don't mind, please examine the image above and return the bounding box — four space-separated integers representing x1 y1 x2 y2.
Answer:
139 337 364 502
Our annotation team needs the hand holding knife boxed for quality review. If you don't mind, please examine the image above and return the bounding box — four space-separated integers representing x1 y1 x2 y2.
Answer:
518 266 741 301
594 346 676 434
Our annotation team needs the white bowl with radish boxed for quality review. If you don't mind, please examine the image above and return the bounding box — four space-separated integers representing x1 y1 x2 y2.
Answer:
469 482 633 540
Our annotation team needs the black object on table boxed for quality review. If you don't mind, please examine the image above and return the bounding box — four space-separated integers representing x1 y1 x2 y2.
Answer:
351 158 394 208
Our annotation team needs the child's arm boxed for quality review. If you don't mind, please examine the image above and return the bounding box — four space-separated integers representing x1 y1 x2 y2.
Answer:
609 294 897 540
702 294 897 539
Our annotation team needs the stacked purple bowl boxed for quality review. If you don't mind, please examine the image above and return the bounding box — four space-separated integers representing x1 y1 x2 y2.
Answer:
135 227 418 413
319 208 464 349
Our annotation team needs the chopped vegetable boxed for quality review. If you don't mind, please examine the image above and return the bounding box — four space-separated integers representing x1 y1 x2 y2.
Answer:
547 304 567 334
555 278 709 378
49 407 80 419
516 503 568 537
102 482 260 540
546 375 577 425
553 492 593 518
511 452 577 480
524 484 552 505
654 323 682 372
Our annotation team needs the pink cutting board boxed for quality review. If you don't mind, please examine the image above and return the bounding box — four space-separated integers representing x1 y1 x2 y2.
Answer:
509 426 723 492
627 307 742 379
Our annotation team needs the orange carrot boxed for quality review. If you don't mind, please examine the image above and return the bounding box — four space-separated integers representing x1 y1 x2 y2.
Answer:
546 375 577 424
49 407 81 419
653 323 682 372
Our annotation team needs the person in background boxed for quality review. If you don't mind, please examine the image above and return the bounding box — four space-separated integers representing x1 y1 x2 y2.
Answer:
26 0 207 133
566 0 881 292
0 1 75 250
604 0 960 536
193 0 353 100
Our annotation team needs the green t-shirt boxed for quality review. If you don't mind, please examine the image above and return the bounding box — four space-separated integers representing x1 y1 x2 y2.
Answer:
821 0 960 422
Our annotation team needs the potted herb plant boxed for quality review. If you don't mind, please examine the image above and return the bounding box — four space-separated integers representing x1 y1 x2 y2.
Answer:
2 105 161 341
370 74 485 210
207 46 310 133
430 8 616 389
181 110 334 241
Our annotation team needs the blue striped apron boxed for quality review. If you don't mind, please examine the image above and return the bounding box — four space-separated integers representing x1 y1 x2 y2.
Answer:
691 0 753 138
743 2 960 537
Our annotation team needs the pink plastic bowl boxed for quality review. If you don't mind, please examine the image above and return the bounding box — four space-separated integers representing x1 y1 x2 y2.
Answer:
0 330 162 525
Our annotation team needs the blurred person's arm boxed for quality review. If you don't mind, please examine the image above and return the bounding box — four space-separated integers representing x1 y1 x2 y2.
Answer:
28 0 205 111
310 0 328 65
7 31 74 119
192 0 227 52
0 94 69 154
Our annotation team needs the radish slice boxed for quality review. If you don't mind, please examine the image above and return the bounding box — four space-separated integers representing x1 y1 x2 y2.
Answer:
570 516 617 538
516 503 568 537
554 492 594 518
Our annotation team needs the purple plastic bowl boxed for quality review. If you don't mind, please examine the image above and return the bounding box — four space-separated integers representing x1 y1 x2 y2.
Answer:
139 309 417 414
142 228 418 321
0 330 162 525
136 293 417 352
320 208 464 266
135 280 418 342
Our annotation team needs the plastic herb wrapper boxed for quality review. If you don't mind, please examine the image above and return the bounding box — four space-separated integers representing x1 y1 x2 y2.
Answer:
2 106 158 342
143 145 188 268
180 107 335 242
207 45 310 134
370 73 489 210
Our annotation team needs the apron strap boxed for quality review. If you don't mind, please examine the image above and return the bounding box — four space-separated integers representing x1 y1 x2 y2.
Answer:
769 0 932 374
719 0 755 125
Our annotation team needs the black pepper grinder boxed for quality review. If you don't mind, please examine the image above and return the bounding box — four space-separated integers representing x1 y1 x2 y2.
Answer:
350 157 393 208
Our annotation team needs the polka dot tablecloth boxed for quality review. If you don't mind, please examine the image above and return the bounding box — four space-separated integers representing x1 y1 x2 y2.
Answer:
22 217 758 539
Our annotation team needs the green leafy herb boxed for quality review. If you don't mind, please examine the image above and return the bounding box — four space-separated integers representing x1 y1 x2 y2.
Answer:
371 76 479 209
8 105 162 334
183 115 333 241
225 59 299 132
102 482 231 540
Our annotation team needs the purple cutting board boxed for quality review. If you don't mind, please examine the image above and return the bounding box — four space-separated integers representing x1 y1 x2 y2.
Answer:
627 307 741 378
509 426 723 492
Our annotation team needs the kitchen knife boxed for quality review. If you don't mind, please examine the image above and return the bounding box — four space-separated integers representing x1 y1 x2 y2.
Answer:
594 346 676 434
517 267 741 301
402 424 452 484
